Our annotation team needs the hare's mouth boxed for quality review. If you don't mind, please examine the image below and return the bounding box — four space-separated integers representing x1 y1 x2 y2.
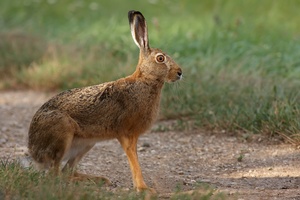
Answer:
167 72 183 83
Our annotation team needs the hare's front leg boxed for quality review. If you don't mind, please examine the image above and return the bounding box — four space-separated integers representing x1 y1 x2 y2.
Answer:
118 135 156 193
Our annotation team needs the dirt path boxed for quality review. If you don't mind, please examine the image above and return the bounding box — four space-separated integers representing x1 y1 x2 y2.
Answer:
0 91 299 199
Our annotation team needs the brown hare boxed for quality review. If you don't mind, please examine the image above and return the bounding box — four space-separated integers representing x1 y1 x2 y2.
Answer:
28 10 182 192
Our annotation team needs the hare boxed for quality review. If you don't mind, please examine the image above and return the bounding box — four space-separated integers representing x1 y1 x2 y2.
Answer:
28 10 182 192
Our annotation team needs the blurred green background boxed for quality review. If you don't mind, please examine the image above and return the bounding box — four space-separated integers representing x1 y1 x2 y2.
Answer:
0 0 299 140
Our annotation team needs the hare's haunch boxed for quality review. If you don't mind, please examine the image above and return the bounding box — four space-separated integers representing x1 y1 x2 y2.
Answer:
28 10 182 193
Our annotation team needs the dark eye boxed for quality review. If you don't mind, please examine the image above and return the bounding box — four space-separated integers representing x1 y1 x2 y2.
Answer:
156 54 165 63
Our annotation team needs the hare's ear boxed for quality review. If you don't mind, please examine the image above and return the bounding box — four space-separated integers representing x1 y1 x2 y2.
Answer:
128 10 150 53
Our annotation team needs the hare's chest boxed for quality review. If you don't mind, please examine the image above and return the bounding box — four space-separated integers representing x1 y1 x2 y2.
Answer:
128 98 160 132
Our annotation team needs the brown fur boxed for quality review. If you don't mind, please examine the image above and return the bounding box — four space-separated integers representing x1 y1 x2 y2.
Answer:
28 10 182 192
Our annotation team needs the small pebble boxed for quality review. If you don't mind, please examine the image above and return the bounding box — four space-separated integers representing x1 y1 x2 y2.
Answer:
142 142 150 148
0 138 7 144
178 171 184 175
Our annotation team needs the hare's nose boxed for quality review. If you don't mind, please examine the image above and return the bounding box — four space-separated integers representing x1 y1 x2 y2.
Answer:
177 70 183 79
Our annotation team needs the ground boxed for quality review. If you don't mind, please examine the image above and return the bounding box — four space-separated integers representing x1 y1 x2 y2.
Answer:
0 91 299 199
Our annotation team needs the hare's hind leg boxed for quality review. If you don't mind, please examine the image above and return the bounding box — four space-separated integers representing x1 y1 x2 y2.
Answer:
28 110 77 175
62 138 111 184
62 140 95 172
118 135 156 193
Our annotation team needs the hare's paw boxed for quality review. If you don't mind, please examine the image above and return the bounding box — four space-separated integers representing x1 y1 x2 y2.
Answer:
137 186 156 194
136 187 157 200
71 172 111 185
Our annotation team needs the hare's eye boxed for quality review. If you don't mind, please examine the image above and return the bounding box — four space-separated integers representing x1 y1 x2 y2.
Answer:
155 54 165 63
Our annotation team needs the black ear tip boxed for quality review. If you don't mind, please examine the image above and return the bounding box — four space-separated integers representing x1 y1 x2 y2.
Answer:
128 10 136 15
128 10 135 21
128 10 144 22
128 10 142 15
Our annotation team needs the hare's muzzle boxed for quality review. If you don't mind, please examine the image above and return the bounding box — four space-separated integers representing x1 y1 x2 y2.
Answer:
177 70 183 80
168 67 182 83
172 67 183 82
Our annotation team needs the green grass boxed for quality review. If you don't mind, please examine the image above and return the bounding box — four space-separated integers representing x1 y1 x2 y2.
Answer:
0 0 300 142
0 160 146 200
0 160 225 200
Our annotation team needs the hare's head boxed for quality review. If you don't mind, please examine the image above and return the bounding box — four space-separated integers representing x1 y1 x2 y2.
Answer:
128 10 182 83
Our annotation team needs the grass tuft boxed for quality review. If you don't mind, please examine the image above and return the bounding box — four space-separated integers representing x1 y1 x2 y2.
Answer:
0 160 223 200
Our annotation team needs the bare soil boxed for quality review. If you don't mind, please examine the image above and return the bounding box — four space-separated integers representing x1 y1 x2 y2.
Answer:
0 91 299 200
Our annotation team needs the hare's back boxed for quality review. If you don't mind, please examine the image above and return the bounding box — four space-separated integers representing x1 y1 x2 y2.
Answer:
39 82 118 115
33 79 160 136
